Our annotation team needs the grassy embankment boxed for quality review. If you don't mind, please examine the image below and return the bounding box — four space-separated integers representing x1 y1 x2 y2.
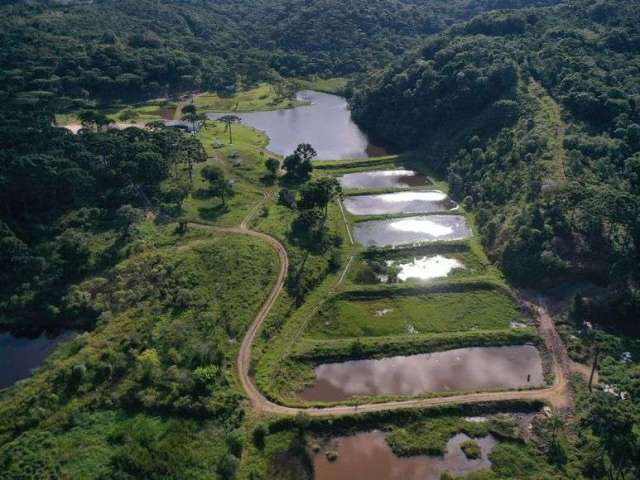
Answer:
252 154 544 406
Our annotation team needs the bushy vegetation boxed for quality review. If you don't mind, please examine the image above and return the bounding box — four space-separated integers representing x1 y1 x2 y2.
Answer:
0 234 277 478
0 95 207 330
386 414 517 456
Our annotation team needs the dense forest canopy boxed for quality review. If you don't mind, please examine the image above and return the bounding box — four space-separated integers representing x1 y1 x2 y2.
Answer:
351 0 640 331
2 1 640 479
0 0 560 103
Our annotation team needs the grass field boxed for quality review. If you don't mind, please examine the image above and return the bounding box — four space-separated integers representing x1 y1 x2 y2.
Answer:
293 77 348 94
305 287 521 339
165 121 271 226
192 83 308 113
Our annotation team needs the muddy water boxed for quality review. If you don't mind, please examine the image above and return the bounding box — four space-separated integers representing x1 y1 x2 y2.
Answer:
392 255 465 281
343 191 457 216
207 91 384 160
0 331 76 389
313 431 496 480
299 345 543 402
338 170 429 189
353 215 471 247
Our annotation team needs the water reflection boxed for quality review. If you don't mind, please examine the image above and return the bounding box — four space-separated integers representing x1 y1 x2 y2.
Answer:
207 91 383 160
392 255 465 281
353 215 471 247
313 431 496 480
338 170 429 189
299 345 543 402
343 191 457 216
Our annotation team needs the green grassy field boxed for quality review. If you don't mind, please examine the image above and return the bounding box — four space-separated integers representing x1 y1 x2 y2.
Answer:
305 287 521 339
165 121 270 226
191 83 308 113
294 77 348 94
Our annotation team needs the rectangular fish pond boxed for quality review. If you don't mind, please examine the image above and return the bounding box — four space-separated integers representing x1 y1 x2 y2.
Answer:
338 169 430 189
343 191 457 216
353 215 472 247
298 345 544 402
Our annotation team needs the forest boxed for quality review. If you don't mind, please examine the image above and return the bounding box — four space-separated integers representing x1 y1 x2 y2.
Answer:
351 0 640 331
0 0 560 102
1 0 640 479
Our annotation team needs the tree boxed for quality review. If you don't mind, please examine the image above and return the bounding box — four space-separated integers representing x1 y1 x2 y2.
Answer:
78 110 114 131
265 158 280 177
283 154 302 177
585 393 640 480
283 144 315 180
201 165 233 206
181 136 207 186
294 143 317 163
218 115 241 144
298 177 342 220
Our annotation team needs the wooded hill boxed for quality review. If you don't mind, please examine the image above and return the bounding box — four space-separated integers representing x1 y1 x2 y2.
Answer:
351 0 640 332
0 0 560 103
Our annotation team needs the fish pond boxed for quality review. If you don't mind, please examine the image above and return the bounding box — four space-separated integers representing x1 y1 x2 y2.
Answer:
353 215 472 247
343 191 457 216
306 287 520 339
298 345 544 402
338 169 430 189
313 430 496 480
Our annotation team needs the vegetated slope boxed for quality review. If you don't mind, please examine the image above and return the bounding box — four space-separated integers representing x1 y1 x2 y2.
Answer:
351 0 640 331
0 234 278 478
0 0 560 103
0 95 206 330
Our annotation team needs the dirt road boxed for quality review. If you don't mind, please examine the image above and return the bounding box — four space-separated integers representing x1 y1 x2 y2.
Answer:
192 210 571 417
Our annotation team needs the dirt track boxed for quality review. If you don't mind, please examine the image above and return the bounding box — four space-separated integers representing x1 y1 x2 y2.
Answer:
192 204 571 417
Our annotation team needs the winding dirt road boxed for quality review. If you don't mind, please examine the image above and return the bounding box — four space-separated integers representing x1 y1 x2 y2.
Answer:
192 205 571 417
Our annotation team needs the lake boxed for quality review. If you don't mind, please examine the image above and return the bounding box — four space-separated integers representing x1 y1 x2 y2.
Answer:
353 215 472 247
0 331 76 389
299 345 544 402
313 431 496 480
207 91 383 159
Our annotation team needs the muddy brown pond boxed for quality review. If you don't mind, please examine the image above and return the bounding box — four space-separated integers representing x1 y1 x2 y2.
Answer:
343 191 457 216
313 431 496 480
338 169 429 189
299 345 543 402
353 215 472 247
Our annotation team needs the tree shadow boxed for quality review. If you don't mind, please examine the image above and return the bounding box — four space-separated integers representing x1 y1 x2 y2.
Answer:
259 174 277 187
198 204 229 221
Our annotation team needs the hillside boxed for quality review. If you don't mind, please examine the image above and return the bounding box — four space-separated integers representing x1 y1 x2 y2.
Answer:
351 0 640 330
0 0 560 103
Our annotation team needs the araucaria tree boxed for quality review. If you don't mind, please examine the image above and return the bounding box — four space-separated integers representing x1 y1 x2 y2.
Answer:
217 115 241 144
201 165 234 206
